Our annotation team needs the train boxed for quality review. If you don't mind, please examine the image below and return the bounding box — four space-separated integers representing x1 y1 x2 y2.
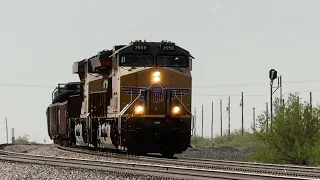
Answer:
46 40 194 158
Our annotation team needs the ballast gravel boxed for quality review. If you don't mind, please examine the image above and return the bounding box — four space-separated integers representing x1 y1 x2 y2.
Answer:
3 145 251 162
0 160 172 180
176 146 252 161
2 145 41 153
1 145 179 180
1 144 251 179
9 145 150 164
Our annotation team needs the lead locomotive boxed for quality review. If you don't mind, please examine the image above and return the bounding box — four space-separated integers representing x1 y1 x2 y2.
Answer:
46 40 194 158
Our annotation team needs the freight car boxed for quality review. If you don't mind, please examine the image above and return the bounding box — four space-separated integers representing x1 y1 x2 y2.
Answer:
46 40 194 158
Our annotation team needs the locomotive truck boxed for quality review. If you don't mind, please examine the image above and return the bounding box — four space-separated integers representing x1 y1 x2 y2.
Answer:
46 40 194 158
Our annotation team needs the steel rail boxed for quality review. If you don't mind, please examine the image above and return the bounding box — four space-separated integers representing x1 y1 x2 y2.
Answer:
141 155 320 178
0 149 310 180
57 146 320 179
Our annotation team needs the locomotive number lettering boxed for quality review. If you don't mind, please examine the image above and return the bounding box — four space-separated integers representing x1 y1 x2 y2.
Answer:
162 45 175 51
134 45 148 50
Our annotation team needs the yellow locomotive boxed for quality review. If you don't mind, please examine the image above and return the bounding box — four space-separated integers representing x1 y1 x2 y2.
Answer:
47 40 194 158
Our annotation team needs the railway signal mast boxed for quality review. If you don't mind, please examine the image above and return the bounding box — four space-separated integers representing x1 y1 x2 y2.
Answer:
269 69 282 130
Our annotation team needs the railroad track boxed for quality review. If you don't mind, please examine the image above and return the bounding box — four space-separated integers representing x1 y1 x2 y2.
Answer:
0 145 309 180
57 146 320 179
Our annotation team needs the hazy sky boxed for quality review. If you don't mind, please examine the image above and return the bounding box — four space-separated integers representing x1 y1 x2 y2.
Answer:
1 0 320 143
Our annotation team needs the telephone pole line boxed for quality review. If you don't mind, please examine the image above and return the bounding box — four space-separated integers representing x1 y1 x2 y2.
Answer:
240 92 244 136
193 107 196 136
310 92 312 107
201 104 204 138
227 96 231 141
310 92 313 118
211 102 214 140
5 118 8 144
265 102 269 132
279 75 283 105
253 107 256 132
220 99 223 137
11 127 15 144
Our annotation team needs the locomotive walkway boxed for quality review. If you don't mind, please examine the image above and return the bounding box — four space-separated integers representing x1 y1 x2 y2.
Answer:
0 144 315 180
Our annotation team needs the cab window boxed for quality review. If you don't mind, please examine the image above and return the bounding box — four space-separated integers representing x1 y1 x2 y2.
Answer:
119 54 154 67
156 55 188 67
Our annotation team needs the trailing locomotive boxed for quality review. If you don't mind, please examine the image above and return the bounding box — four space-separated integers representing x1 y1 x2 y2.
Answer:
46 40 194 158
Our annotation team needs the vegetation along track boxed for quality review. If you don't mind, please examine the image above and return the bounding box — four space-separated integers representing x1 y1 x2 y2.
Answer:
57 146 320 179
0 144 308 180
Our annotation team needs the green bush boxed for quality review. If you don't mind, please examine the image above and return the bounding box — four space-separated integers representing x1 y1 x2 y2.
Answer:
192 93 320 166
191 136 215 148
15 135 38 145
213 129 254 148
248 94 320 166
191 129 254 149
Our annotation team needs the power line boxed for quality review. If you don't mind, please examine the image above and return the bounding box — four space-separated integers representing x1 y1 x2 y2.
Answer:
193 88 320 97
193 79 320 89
193 93 265 97
0 84 54 88
0 78 319 89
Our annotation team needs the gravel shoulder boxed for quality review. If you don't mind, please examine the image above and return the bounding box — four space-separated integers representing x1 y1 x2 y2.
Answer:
1 145 174 180
177 146 252 161
0 160 168 180
3 144 252 162
4 145 145 164
0 144 252 180
3 144 45 153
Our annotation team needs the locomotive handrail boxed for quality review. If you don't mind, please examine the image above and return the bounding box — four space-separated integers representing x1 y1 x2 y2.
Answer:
173 92 192 115
117 93 141 146
118 94 141 117
119 104 130 117
173 92 194 135
118 84 153 118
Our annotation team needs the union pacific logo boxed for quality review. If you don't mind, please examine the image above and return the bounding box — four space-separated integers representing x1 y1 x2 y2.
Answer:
121 86 190 103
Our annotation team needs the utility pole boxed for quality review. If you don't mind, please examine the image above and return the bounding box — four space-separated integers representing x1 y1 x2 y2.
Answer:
265 102 269 132
279 75 283 105
310 92 313 118
310 92 312 107
11 127 15 144
201 104 204 138
227 96 231 141
253 107 256 132
4 118 8 144
194 107 197 136
240 92 244 136
220 99 223 137
211 102 214 140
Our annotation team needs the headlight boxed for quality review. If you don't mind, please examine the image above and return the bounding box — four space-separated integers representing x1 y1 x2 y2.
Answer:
135 105 144 114
153 71 160 77
152 71 161 83
172 106 180 114
153 76 160 83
